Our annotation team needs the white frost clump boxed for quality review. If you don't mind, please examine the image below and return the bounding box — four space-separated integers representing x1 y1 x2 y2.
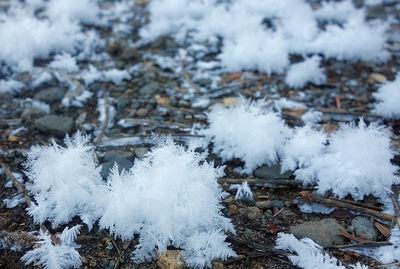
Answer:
99 136 236 267
21 225 82 269
24 132 105 229
201 97 291 174
372 73 400 119
48 52 79 73
276 233 369 269
280 125 326 173
285 56 326 89
295 118 398 200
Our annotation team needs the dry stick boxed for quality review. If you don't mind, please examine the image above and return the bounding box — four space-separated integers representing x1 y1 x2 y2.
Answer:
0 161 31 207
329 196 383 211
390 189 400 230
94 91 110 145
180 61 201 94
299 191 393 221
339 228 373 244
378 261 400 268
217 178 304 187
332 241 393 249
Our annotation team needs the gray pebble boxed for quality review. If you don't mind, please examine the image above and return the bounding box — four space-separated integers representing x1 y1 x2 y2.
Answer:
351 216 377 241
254 164 292 179
34 87 66 103
34 115 75 138
291 218 345 248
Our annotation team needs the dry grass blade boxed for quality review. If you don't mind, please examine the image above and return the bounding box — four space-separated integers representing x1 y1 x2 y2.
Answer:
180 61 201 94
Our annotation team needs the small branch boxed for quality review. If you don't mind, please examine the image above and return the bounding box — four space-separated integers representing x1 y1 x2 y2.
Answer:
390 188 400 230
378 261 400 268
339 228 373 244
299 191 393 221
329 196 383 211
332 241 392 249
180 61 201 94
217 178 303 187
0 161 31 207
94 91 110 145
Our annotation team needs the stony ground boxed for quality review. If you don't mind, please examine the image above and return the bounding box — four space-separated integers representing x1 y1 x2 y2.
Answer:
2 1 400 269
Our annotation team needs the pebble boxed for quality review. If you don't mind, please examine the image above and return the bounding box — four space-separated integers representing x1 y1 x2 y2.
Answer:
103 150 135 162
246 206 261 220
21 107 46 122
368 73 387 84
139 82 160 95
157 250 185 269
290 218 345 248
135 147 149 158
255 201 273 210
254 164 293 179
33 87 67 103
271 200 284 210
228 204 238 214
351 216 377 241
135 107 149 118
34 115 75 138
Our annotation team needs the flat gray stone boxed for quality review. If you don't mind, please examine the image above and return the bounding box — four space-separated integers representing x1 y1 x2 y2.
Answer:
34 87 67 103
291 218 345 248
34 115 74 138
254 164 293 179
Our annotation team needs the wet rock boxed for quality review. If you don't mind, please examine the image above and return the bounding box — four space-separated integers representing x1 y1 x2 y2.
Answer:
21 107 46 122
272 200 284 209
157 250 185 269
291 218 345 248
101 156 132 179
351 216 377 241
34 87 67 103
120 47 141 62
34 115 75 138
117 96 132 112
254 164 293 179
255 200 273 210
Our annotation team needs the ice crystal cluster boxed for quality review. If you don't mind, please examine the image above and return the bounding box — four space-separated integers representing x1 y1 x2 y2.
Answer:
23 133 235 268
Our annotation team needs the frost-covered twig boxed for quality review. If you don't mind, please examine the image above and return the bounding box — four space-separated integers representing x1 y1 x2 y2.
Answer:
0 161 31 207
94 91 110 144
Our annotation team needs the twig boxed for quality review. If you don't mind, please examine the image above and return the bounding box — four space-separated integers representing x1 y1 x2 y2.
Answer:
110 238 124 269
332 241 392 249
339 228 373 244
299 191 393 221
217 178 303 187
377 261 400 268
0 161 31 207
226 236 293 258
94 91 110 145
180 61 201 94
390 187 400 230
273 208 285 217
329 197 383 211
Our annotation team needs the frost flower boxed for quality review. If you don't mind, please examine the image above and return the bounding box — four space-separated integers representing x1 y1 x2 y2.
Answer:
372 72 400 119
99 136 236 267
201 97 291 174
295 118 398 200
24 131 106 229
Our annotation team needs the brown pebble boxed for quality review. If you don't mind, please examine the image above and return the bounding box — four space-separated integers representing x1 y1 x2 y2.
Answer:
7 135 22 142
157 250 185 269
157 97 171 106
228 204 238 214
135 108 149 117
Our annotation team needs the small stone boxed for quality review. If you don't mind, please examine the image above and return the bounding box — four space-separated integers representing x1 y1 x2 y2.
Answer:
157 250 185 269
228 204 238 214
139 82 160 95
368 73 387 84
244 227 254 238
246 206 261 220
34 87 67 103
34 115 75 138
157 97 171 106
7 135 22 142
135 147 149 158
135 108 149 118
254 164 293 180
272 200 284 210
21 107 46 121
351 216 377 241
255 201 273 210
284 201 292 208
291 218 345 248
